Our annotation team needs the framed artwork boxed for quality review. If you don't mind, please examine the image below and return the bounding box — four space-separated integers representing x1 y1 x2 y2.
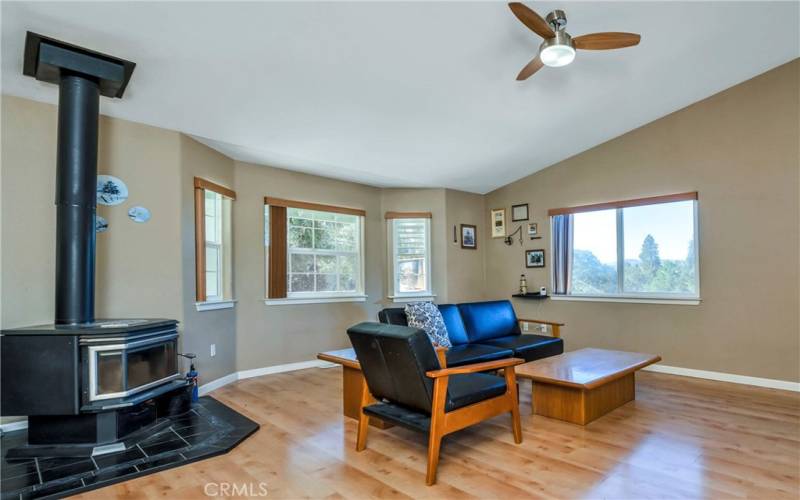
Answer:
461 224 477 249
511 203 529 222
527 222 538 237
525 249 545 268
491 208 506 238
95 216 109 233
128 206 151 223
96 175 128 206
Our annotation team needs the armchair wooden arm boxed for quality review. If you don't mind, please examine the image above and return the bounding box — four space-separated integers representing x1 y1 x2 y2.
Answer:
434 345 448 368
517 318 565 338
426 357 524 378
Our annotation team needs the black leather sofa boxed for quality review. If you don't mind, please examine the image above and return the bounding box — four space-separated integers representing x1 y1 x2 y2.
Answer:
378 300 564 367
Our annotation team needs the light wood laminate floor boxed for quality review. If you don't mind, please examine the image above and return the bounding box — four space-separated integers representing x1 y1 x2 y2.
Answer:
74 368 800 499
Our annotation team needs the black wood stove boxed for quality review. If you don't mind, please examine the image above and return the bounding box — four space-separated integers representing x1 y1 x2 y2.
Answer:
1 33 190 459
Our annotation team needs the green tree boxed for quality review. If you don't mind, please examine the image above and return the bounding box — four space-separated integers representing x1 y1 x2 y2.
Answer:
572 249 616 294
639 234 661 274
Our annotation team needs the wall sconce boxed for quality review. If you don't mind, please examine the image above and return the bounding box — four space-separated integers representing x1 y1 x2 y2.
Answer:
504 225 523 246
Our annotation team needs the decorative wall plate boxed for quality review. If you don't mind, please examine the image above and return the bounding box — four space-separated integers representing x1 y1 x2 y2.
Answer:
95 216 108 233
128 206 151 223
96 175 128 206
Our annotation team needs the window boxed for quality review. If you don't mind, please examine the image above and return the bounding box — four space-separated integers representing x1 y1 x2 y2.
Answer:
194 177 235 306
549 192 699 301
265 197 365 301
387 212 433 298
204 190 224 300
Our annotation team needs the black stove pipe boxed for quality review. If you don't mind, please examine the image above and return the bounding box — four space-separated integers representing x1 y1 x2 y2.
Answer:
54 72 99 326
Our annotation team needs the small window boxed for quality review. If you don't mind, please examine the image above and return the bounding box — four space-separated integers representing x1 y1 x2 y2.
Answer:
388 214 432 298
550 193 699 300
265 198 366 300
194 178 235 303
205 190 224 300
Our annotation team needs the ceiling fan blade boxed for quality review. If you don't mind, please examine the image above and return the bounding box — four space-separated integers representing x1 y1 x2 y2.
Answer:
508 3 555 39
573 32 641 50
516 55 544 81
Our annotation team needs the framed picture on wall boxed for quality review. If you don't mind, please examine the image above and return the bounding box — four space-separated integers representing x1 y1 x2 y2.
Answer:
491 208 506 238
527 222 538 237
525 249 545 268
511 203 529 222
461 224 477 249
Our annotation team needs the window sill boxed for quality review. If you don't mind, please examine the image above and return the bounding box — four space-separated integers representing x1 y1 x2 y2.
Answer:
550 295 700 305
264 295 367 306
195 300 237 312
387 294 437 303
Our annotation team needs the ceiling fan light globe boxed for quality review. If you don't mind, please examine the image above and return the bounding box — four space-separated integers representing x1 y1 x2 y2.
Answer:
540 44 576 67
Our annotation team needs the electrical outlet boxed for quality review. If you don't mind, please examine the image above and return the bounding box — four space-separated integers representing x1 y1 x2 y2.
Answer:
522 322 529 331
210 344 216 357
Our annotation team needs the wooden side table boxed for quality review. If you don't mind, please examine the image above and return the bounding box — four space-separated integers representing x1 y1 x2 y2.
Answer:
317 348 392 429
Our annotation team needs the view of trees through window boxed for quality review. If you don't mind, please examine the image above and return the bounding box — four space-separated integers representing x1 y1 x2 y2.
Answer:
570 201 698 296
286 208 361 294
394 219 429 294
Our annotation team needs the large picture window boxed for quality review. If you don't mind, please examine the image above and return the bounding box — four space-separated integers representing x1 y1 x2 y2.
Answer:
265 197 365 301
549 192 699 301
387 212 432 298
194 177 235 305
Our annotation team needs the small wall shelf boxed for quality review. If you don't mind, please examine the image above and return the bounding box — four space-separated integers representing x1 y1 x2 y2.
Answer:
512 293 549 300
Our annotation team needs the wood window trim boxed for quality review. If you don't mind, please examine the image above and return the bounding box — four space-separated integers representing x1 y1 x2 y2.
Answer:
264 197 365 217
194 177 236 302
267 205 288 299
385 211 432 219
547 192 698 216
194 177 236 200
194 188 207 302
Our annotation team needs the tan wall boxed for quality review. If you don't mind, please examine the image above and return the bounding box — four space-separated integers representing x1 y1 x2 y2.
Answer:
484 59 800 382
1 96 183 327
1 95 59 328
179 135 237 382
233 161 383 371
95 114 183 321
444 189 487 304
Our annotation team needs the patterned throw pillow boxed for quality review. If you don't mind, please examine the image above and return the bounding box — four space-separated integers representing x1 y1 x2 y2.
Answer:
404 302 452 348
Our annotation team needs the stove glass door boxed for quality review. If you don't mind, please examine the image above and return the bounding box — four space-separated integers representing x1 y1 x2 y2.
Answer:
127 341 178 391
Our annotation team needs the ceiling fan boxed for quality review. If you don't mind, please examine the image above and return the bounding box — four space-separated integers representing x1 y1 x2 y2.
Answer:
508 2 641 80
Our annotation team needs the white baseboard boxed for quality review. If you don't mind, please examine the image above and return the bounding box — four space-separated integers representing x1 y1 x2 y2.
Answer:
643 363 800 392
5 361 796 433
237 360 328 381
198 359 330 396
198 372 238 396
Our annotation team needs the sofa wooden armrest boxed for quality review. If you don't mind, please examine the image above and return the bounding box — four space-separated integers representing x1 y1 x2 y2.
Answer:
517 318 565 338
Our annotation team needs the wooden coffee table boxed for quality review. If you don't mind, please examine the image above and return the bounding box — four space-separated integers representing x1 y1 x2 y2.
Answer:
317 348 392 429
515 348 661 425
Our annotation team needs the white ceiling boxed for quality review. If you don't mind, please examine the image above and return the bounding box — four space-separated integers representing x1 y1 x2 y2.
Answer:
2 2 798 193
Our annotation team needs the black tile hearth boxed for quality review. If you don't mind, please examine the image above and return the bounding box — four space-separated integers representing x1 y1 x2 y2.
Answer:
0 397 259 499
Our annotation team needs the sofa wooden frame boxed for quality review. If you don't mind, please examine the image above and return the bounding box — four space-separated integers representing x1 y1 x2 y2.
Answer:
517 318 565 338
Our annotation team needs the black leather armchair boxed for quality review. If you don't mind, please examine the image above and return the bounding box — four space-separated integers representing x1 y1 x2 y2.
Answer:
347 322 524 485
